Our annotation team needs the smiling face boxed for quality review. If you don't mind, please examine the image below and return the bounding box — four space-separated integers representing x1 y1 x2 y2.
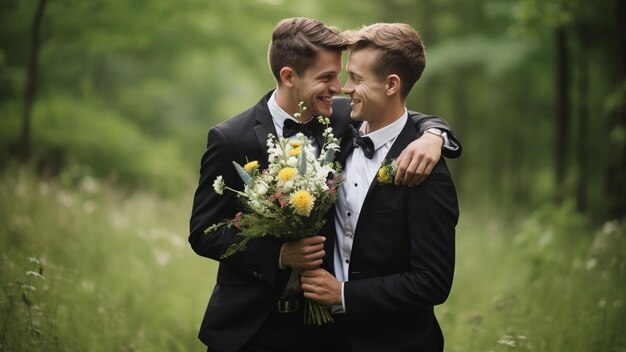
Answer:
291 49 343 119
342 47 389 125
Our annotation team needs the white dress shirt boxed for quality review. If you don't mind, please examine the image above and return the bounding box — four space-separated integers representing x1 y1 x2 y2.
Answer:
333 110 409 312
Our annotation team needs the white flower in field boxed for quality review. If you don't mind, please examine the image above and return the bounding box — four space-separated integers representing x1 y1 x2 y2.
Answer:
80 280 96 293
26 271 45 280
21 284 36 291
153 248 171 266
57 191 74 206
79 176 99 194
602 220 618 234
585 258 597 270
213 176 225 195
168 234 185 249
497 335 516 347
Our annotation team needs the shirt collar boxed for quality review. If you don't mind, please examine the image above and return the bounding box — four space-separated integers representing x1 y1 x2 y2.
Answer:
361 109 408 151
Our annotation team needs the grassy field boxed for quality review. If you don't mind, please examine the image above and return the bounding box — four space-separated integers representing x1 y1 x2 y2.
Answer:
1 166 624 351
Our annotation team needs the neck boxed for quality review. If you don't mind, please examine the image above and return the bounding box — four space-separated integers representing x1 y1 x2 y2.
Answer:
366 101 405 133
275 86 313 122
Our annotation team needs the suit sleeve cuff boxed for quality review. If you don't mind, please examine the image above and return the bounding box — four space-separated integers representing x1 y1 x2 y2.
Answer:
330 281 346 314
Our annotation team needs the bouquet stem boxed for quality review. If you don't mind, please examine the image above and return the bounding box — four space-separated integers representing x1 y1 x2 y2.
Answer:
304 298 334 325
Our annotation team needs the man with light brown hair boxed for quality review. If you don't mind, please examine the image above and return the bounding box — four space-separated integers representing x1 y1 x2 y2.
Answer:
190 18 460 352
301 23 458 352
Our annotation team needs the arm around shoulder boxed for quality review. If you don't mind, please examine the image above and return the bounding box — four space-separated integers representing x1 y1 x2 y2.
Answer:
409 112 462 159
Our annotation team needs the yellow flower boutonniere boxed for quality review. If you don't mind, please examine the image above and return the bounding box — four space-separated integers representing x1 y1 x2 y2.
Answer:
377 159 397 185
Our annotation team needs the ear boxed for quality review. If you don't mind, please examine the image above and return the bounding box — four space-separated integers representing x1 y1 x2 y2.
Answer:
279 67 296 87
385 74 401 96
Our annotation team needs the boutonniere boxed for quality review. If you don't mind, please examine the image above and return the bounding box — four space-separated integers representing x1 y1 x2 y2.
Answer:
377 158 398 185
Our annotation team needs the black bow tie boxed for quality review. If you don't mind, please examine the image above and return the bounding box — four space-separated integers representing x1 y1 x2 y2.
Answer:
350 125 375 159
283 119 322 139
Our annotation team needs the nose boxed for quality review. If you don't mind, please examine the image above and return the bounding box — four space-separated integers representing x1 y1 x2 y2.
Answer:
342 81 354 95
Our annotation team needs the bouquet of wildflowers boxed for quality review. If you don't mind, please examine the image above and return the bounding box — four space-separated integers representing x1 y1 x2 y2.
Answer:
207 103 342 324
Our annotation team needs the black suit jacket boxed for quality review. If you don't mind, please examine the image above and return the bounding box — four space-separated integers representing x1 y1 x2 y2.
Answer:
328 117 459 352
189 90 460 352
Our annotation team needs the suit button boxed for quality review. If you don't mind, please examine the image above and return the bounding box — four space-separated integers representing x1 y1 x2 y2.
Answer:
345 259 350 264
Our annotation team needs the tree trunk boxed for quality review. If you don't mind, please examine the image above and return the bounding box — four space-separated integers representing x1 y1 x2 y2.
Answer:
20 0 48 163
421 0 436 114
576 24 589 213
451 73 467 195
605 0 626 219
554 27 570 202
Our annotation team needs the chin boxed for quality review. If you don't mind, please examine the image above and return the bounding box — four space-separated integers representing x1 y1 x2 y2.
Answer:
350 112 362 121
317 107 333 117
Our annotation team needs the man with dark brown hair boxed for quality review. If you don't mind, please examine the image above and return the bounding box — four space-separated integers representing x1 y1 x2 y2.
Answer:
301 23 458 352
190 18 460 352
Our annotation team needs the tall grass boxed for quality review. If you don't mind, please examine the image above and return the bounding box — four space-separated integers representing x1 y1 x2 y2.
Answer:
0 166 213 351
1 166 624 351
439 202 626 351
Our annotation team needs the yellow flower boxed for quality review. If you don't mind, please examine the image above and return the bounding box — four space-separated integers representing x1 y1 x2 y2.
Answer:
289 141 302 148
277 167 297 181
290 190 315 216
377 167 391 184
289 147 302 156
376 159 397 185
243 160 259 172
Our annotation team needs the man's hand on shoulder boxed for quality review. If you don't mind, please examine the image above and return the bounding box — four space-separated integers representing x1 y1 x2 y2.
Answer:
394 132 443 186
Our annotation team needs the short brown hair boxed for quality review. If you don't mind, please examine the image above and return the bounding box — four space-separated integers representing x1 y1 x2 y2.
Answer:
268 17 347 82
343 23 426 98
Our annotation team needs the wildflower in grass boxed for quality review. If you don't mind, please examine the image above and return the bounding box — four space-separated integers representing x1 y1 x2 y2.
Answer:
497 335 516 347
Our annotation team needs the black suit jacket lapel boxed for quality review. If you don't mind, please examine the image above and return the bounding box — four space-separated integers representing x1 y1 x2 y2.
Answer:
253 91 279 167
359 118 418 218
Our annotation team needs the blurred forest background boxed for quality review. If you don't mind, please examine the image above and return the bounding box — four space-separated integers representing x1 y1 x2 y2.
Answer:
1 0 624 351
